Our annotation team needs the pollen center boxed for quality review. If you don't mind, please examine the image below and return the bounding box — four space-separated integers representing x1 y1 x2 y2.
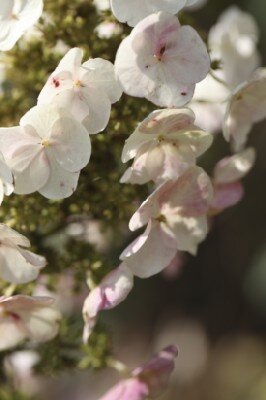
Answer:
41 138 50 148
74 80 82 88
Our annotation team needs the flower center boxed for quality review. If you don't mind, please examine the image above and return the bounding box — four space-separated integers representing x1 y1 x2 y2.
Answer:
74 79 83 88
41 138 50 148
156 214 167 223
157 134 165 143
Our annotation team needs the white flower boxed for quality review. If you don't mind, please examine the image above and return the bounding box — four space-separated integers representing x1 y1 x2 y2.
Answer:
38 48 123 134
83 263 133 342
209 6 260 89
223 68 266 151
0 103 91 199
0 224 46 284
0 295 61 351
111 0 200 27
0 151 14 204
0 0 43 51
115 12 210 108
120 167 213 278
121 108 213 185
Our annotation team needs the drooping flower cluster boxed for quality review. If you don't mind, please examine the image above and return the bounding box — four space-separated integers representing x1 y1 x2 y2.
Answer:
1 1 265 397
81 0 261 357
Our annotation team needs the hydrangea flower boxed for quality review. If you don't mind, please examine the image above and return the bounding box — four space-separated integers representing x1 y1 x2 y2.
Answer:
0 224 46 284
209 6 260 89
223 68 266 151
0 151 14 205
115 12 210 107
120 167 213 278
111 0 201 27
121 108 213 185
38 48 122 134
83 263 133 342
100 345 178 400
0 0 43 51
210 148 255 213
0 104 91 199
0 295 61 351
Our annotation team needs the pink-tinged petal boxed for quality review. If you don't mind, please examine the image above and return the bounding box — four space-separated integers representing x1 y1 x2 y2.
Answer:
121 108 212 164
145 142 196 184
82 263 133 342
82 58 123 103
120 221 177 278
99 378 149 400
213 148 256 184
223 68 266 151
162 25 210 85
38 48 83 104
0 245 44 284
138 108 196 136
161 213 208 255
163 251 185 280
39 151 80 200
210 182 244 212
160 167 213 217
133 345 178 397
120 148 150 185
50 115 91 172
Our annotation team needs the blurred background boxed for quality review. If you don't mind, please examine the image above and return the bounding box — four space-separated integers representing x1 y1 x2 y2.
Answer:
1 0 266 399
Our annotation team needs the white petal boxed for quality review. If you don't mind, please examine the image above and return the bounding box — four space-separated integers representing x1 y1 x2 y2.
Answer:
50 116 91 172
0 245 43 284
14 150 50 195
39 151 80 199
120 222 177 278
111 0 186 27
82 58 123 103
0 316 26 351
0 224 30 247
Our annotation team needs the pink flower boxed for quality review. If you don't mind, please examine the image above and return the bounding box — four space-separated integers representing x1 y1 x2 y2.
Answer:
120 167 213 278
0 295 61 351
99 346 178 400
115 12 210 107
210 147 255 213
82 263 133 342
121 108 213 185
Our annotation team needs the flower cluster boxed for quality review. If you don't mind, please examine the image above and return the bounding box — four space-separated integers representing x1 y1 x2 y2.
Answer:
0 0 265 397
